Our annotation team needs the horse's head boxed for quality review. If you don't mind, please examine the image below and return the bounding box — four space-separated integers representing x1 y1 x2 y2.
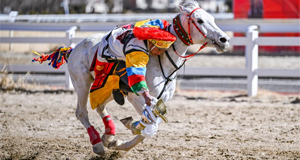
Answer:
176 1 230 52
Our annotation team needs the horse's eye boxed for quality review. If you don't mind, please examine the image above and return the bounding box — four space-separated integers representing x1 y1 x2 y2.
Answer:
197 19 204 24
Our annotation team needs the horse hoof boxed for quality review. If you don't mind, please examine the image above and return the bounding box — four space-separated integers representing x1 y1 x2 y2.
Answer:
101 134 115 147
93 142 105 155
107 140 124 150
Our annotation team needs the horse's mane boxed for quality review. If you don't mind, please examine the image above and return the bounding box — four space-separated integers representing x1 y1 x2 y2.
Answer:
178 0 200 13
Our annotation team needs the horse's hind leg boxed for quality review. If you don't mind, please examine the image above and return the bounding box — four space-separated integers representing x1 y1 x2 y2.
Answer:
95 97 117 147
69 68 105 155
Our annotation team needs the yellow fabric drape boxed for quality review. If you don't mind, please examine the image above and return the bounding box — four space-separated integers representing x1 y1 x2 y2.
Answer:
89 75 120 110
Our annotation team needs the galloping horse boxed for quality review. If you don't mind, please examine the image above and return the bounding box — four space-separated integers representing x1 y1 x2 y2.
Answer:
66 1 229 155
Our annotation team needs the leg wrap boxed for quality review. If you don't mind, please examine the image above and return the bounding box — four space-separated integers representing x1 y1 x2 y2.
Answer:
102 115 116 135
87 126 102 145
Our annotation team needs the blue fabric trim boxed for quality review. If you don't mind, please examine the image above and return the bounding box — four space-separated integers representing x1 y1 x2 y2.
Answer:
144 19 164 29
126 67 146 76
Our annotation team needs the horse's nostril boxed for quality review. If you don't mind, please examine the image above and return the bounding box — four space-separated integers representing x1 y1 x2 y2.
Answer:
219 37 227 43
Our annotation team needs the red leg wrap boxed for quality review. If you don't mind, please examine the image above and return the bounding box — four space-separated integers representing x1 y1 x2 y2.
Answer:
87 126 102 145
102 115 116 135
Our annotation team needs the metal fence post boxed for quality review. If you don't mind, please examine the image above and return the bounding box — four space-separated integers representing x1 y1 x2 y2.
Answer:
245 25 259 96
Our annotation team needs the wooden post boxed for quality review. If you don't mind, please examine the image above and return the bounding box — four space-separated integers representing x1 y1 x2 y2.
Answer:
245 25 259 96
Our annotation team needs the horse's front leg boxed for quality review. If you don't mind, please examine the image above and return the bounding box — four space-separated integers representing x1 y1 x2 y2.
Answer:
109 135 145 151
108 93 146 150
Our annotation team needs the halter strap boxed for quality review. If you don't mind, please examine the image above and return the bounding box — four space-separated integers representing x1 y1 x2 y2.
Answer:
187 8 206 44
172 7 208 59
173 7 206 44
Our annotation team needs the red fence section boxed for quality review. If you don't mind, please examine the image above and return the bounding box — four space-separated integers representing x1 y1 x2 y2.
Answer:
233 0 300 55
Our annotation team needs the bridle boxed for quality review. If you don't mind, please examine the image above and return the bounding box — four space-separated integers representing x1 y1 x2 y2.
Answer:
156 8 207 99
172 7 208 59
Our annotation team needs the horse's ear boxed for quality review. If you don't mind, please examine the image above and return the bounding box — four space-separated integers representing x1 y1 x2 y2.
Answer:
178 1 199 13
178 4 184 13
196 0 201 8
178 3 189 14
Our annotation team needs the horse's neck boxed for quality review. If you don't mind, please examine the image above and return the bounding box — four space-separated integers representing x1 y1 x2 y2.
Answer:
159 23 189 75
146 22 189 99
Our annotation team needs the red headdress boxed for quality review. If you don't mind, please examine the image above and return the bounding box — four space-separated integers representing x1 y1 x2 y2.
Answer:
133 26 176 49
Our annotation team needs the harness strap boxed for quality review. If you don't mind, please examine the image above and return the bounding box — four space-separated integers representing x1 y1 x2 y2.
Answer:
165 49 179 70
156 17 206 99
157 54 187 99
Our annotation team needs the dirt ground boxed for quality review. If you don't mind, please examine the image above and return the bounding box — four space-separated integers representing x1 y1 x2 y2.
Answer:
0 88 299 160
1 43 300 159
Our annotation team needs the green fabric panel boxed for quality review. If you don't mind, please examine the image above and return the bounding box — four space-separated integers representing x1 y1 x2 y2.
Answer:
131 81 148 94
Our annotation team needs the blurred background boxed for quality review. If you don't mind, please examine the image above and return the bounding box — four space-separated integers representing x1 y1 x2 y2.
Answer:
0 0 299 94
0 0 232 14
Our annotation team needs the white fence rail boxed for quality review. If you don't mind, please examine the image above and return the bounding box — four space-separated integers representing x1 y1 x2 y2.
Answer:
1 19 300 32
0 26 79 47
1 23 300 96
1 13 234 23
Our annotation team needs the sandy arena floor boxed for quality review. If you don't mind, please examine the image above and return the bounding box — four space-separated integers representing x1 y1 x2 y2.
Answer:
1 45 299 159
0 89 299 160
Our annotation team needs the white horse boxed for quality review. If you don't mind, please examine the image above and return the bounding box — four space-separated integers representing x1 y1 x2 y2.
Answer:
67 1 229 155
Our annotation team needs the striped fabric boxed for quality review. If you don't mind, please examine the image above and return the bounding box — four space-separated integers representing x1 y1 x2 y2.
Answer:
125 51 149 95
124 19 170 95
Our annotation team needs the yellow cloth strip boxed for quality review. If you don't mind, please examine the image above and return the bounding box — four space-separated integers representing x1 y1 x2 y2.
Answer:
125 51 149 68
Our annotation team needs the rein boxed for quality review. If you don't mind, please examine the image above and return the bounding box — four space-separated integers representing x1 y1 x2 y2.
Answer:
157 51 186 99
156 7 207 99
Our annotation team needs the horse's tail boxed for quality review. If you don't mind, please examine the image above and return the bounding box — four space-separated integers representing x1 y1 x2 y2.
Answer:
32 46 73 69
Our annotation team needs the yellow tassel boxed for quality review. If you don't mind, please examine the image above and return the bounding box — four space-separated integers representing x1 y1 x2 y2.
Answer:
32 51 41 56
